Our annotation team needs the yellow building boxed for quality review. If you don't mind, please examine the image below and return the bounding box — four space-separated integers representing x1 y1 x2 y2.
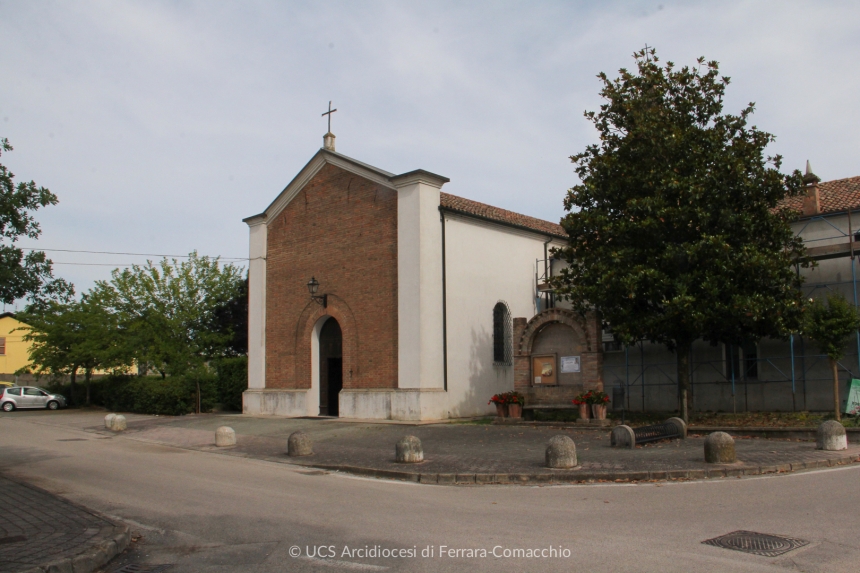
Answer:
0 312 32 379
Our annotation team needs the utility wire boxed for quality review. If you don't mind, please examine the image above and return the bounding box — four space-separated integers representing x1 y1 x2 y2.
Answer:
50 262 141 266
19 247 248 260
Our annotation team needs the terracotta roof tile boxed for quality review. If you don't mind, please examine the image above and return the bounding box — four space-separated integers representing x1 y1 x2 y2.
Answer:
440 192 567 238
780 175 860 216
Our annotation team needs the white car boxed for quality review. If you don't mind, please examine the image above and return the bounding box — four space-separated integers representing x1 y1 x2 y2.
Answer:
0 386 67 411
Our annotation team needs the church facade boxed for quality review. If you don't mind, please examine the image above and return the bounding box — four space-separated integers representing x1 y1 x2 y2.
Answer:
243 135 604 420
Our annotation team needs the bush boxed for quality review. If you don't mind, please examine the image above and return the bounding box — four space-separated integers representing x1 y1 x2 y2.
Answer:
215 356 247 411
41 360 246 415
45 373 216 415
103 375 217 416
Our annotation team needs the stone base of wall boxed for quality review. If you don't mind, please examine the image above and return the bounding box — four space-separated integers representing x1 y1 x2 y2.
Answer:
243 389 309 416
340 388 449 421
244 388 450 420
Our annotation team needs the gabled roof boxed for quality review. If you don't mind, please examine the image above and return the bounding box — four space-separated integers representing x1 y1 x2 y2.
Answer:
245 148 568 240
780 176 860 217
440 193 567 239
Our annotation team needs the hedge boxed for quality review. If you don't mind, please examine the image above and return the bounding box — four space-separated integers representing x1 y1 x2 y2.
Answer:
43 357 247 416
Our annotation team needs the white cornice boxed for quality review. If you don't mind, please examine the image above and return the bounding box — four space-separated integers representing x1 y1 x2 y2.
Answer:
391 169 450 189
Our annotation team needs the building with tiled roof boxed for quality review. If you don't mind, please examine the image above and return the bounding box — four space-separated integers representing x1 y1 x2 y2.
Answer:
780 168 860 218
440 193 566 239
242 134 585 422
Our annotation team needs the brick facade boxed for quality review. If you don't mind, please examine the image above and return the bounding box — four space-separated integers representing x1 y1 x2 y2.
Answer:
513 308 603 405
265 163 398 390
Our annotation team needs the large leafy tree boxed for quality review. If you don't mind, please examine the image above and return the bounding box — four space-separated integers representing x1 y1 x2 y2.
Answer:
804 293 860 422
18 292 126 405
97 253 244 377
212 276 248 356
0 138 73 306
553 48 808 421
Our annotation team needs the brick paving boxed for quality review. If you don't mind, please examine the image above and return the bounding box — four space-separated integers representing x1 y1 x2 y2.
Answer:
0 475 125 573
110 414 860 484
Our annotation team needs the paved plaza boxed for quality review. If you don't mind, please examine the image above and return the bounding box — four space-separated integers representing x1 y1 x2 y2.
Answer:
98 413 860 484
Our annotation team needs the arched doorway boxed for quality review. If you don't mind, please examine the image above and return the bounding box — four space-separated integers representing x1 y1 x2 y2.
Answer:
318 317 343 416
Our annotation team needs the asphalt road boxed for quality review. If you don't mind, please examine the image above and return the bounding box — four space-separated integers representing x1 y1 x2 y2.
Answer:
1 410 858 573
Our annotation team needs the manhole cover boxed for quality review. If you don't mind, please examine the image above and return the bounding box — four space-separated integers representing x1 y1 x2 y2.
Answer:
703 530 809 557
112 565 174 573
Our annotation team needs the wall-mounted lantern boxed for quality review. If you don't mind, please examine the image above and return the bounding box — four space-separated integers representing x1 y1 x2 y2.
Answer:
307 276 327 308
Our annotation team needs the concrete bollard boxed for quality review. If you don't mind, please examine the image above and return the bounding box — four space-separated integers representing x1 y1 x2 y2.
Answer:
215 426 236 447
665 417 688 439
704 431 736 463
545 435 577 468
112 415 127 432
395 436 424 463
610 425 635 449
104 413 117 430
287 431 313 456
816 420 848 451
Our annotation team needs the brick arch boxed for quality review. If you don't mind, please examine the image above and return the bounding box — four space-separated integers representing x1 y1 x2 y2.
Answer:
517 308 592 355
294 295 359 390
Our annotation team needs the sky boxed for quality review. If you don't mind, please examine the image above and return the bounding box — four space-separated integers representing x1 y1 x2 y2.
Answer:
1 0 859 305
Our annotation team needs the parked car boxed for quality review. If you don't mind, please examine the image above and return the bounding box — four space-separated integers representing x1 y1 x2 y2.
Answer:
0 386 67 411
0 381 12 388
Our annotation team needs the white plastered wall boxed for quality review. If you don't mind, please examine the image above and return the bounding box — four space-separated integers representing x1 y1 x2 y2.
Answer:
246 219 267 390
395 175 446 391
307 315 327 416
443 213 564 417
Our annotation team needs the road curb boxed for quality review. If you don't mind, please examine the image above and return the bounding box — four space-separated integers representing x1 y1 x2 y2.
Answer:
16 524 129 573
303 453 860 485
0 474 133 573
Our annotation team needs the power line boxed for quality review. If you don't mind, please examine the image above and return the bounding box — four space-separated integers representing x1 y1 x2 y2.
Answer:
50 262 141 266
19 247 248 260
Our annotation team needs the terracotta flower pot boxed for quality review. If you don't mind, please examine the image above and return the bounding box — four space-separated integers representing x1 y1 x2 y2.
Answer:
591 404 607 420
495 403 508 417
508 403 523 419
578 403 590 420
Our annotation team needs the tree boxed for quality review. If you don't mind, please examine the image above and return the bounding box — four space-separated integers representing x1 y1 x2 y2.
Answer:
553 48 808 422
97 252 244 377
0 138 73 306
212 276 248 356
804 293 860 421
18 293 126 405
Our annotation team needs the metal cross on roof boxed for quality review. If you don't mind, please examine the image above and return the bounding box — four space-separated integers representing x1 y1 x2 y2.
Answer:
321 101 337 133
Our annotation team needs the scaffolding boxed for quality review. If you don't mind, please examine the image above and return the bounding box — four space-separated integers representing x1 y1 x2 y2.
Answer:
537 211 860 413
605 211 860 413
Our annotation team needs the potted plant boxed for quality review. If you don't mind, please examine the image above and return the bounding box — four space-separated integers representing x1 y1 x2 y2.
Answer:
505 391 525 418
588 390 610 420
489 393 508 417
572 391 592 420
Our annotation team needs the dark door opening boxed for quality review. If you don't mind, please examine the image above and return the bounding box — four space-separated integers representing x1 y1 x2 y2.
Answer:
327 358 343 416
318 318 343 417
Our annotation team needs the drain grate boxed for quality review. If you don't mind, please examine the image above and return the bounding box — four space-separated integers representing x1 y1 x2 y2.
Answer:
0 535 26 545
57 438 88 441
112 565 174 573
703 530 809 557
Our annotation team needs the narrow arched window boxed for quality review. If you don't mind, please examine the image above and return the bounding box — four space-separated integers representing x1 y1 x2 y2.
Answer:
493 301 512 365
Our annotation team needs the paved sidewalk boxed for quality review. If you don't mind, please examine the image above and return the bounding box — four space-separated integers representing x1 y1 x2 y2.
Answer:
0 475 129 573
100 413 860 485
